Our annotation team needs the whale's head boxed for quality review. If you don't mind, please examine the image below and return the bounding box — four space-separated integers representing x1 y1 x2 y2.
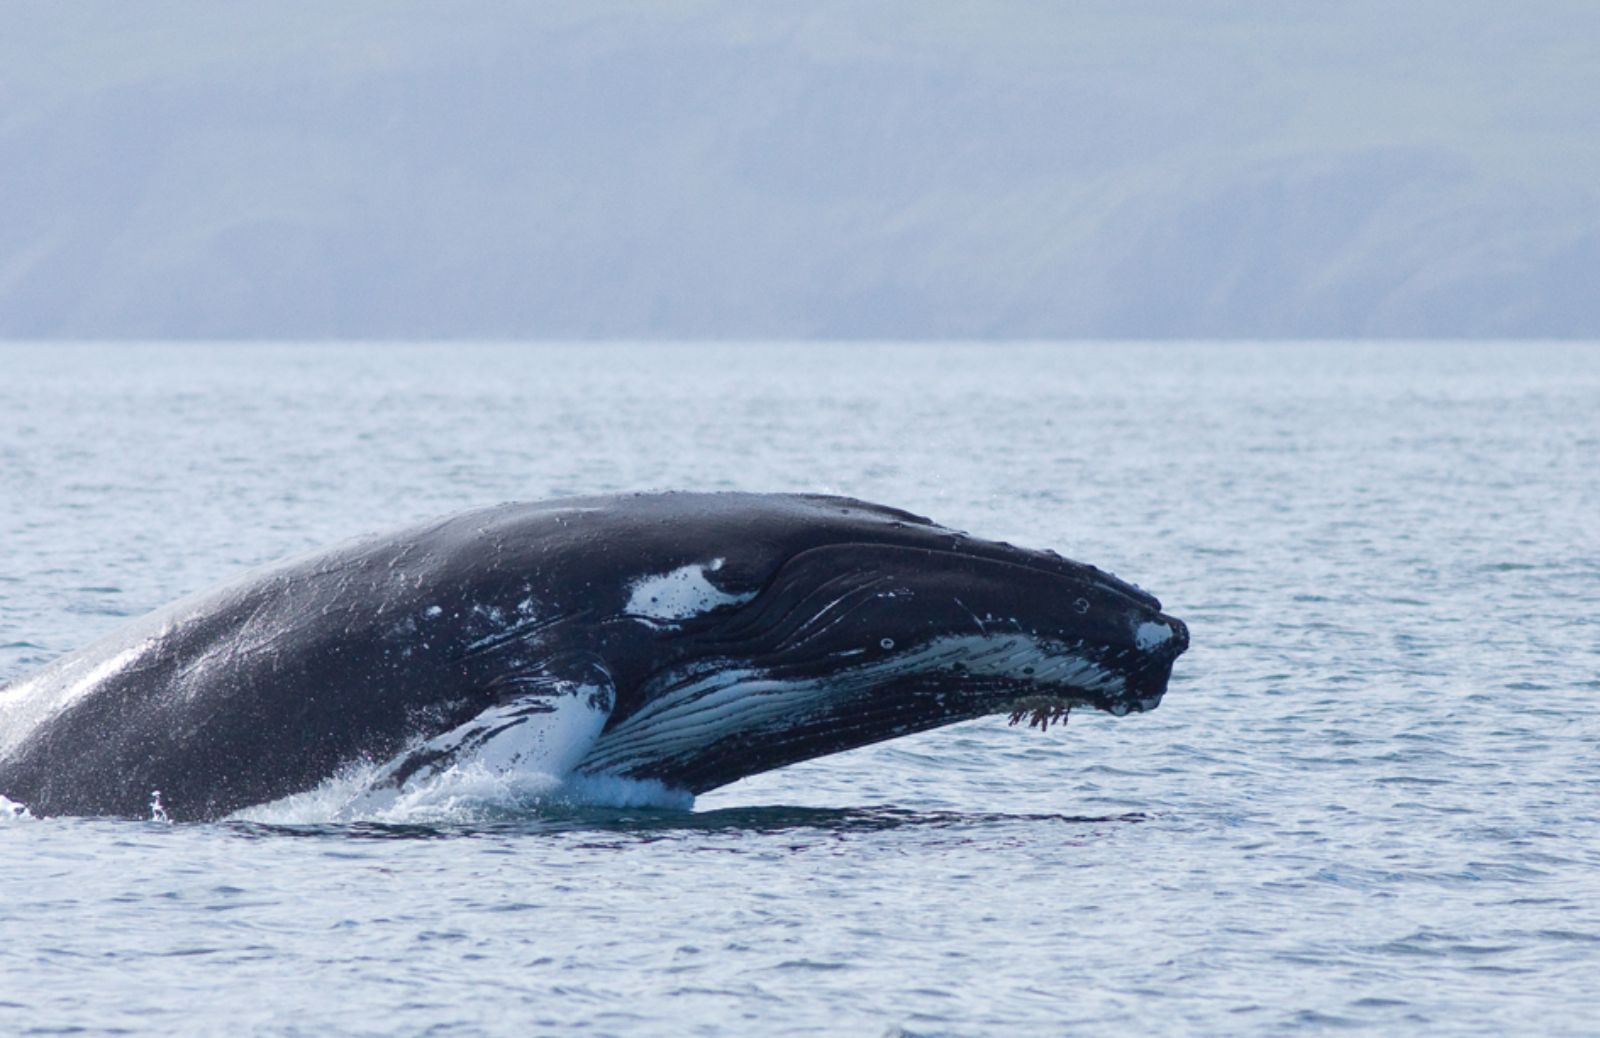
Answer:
572 494 1188 793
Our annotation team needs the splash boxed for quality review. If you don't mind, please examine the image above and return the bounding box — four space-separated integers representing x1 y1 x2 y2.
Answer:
226 681 691 824
231 758 691 825
0 794 36 824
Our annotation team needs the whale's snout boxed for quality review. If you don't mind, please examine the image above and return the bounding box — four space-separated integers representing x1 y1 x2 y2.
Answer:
1165 616 1189 656
1118 610 1187 714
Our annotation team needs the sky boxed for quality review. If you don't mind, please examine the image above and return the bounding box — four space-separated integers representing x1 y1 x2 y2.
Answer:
2 2 1598 340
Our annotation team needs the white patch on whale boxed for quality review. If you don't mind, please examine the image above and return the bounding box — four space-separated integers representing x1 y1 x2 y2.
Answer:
232 687 694 824
350 686 609 815
624 560 756 623
1134 621 1172 651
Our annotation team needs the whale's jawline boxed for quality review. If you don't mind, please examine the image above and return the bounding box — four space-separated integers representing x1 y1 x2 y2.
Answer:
576 633 1135 795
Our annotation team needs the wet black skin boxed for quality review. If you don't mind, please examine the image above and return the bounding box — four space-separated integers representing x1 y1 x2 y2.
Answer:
0 493 1187 821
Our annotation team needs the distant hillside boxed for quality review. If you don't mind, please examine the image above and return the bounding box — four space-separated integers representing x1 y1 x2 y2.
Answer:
3 1 1597 338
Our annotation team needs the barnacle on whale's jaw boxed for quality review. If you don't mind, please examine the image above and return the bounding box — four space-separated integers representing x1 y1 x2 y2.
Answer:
1006 694 1081 730
1001 611 1186 729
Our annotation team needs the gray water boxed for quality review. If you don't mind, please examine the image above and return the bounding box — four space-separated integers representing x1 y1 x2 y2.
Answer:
1 342 1597 1036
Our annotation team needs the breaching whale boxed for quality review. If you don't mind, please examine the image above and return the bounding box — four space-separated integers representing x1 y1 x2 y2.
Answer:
0 493 1188 821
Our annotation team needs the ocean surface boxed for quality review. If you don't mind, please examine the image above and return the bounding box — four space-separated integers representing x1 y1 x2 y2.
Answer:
1 341 1596 1037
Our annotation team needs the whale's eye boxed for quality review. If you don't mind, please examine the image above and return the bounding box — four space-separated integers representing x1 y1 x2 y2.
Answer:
1073 597 1090 614
1023 666 1035 676
879 637 895 650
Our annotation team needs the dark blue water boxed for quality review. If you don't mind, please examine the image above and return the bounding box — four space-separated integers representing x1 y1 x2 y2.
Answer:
2 342 1598 1036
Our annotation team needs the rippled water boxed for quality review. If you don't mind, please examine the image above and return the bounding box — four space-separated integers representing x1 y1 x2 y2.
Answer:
2 342 1597 1036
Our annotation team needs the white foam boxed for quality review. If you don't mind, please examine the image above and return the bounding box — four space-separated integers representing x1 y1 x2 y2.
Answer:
555 772 694 811
231 759 692 825
0 794 37 825
624 561 755 623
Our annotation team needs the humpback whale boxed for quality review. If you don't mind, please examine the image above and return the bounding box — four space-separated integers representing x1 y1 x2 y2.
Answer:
0 493 1188 821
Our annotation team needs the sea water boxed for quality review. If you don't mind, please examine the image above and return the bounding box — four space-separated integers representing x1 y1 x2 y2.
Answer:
1 342 1597 1036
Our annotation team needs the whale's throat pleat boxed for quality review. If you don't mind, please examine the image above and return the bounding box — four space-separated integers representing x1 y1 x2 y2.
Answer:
577 635 1126 794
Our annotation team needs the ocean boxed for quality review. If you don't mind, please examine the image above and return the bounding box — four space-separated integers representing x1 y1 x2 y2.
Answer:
1 341 1597 1036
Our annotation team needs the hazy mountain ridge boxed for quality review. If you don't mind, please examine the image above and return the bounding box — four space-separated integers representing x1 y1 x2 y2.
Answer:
3 2 1597 338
